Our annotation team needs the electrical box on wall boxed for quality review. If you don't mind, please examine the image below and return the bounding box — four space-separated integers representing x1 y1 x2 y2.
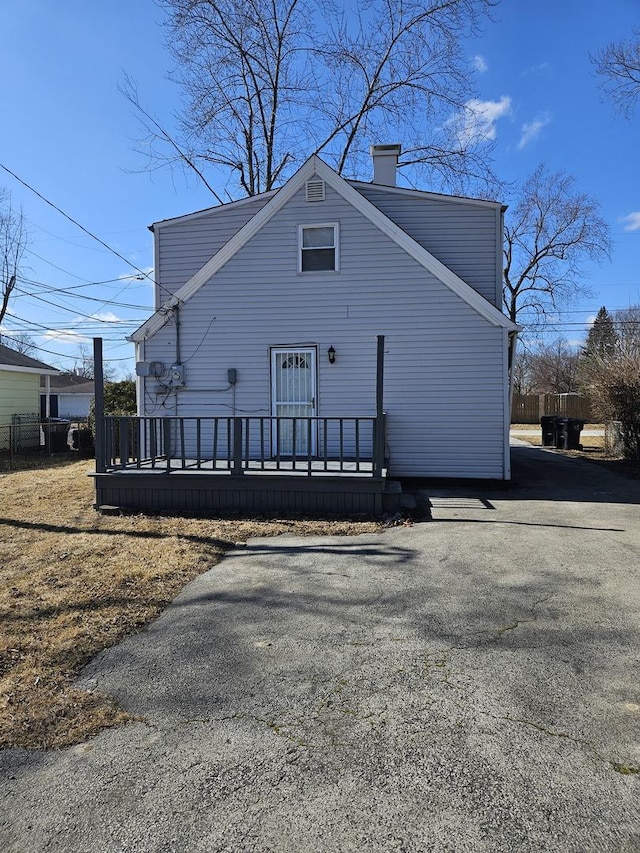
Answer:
169 364 185 387
136 361 165 377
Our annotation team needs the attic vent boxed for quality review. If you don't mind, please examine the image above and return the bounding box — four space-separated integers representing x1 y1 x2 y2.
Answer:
305 179 325 202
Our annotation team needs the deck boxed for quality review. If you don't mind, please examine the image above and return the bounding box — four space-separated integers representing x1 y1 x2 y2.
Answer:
93 415 399 515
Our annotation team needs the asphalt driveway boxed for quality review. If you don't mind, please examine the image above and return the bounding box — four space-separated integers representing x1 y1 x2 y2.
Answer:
1 444 639 852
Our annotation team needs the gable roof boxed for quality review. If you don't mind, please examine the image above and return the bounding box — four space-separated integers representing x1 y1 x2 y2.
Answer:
130 155 517 342
0 342 60 375
348 180 506 211
39 374 95 394
150 189 279 231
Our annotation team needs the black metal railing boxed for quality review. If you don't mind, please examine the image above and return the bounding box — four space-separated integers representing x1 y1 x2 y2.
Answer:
101 415 386 478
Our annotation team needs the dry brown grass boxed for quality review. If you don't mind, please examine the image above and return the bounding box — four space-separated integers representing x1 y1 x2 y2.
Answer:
0 458 381 750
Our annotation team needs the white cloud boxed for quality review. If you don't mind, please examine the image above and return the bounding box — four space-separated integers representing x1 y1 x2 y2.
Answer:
43 329 91 345
517 113 552 149
620 212 640 232
472 54 488 73
89 311 121 323
450 96 511 146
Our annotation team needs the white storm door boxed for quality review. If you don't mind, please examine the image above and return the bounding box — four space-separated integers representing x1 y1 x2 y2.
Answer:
271 348 317 455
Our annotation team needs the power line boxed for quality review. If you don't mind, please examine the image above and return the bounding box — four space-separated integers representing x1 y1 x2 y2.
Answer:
21 275 149 292
24 248 95 282
12 288 141 328
0 161 157 286
0 331 132 363
24 214 146 255
17 280 151 312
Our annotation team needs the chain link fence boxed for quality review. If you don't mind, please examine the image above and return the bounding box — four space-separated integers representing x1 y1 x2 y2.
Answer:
0 416 92 471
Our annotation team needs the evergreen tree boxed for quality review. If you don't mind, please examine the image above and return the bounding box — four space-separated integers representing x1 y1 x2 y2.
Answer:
583 306 618 359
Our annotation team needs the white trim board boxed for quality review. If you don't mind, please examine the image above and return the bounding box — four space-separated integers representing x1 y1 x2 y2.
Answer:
0 364 60 376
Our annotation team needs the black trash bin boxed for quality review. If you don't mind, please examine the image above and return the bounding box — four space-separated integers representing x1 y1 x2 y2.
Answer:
555 416 569 450
43 418 71 453
567 418 585 450
541 415 556 447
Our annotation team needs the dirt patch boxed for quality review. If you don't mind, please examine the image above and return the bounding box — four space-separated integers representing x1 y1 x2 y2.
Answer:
0 458 382 750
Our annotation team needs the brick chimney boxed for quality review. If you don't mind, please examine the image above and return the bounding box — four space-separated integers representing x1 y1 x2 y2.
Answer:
370 144 401 186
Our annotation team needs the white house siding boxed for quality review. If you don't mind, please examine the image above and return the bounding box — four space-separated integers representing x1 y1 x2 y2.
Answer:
353 186 501 308
142 180 508 479
155 196 272 305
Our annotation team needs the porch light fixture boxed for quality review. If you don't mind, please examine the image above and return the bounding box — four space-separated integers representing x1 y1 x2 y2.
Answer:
327 345 336 364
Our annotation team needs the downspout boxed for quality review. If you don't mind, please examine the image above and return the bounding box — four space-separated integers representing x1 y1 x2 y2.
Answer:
135 340 144 415
504 327 521 480
174 305 181 417
374 335 385 477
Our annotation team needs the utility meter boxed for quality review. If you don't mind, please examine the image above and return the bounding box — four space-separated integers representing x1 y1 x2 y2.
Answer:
169 364 185 387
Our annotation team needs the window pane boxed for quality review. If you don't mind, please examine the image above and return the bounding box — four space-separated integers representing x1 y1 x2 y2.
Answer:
302 248 335 271
302 226 334 248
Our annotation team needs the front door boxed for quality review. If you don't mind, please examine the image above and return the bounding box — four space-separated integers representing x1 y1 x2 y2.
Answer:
271 348 317 455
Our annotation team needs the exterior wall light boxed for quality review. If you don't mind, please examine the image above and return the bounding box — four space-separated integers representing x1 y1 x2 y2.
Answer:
328 345 336 364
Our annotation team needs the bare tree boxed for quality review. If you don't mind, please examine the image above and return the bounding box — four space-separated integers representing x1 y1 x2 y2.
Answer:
123 0 499 198
0 189 27 328
0 331 35 354
592 28 640 117
511 345 533 395
526 338 580 394
72 343 117 381
503 165 612 348
614 306 640 355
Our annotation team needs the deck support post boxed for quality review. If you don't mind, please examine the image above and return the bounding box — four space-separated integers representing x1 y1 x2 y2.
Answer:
232 417 244 476
374 335 385 478
93 337 106 473
163 418 171 472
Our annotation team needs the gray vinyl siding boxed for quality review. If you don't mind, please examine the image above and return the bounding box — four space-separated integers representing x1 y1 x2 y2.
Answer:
354 186 501 307
143 180 508 479
154 196 272 305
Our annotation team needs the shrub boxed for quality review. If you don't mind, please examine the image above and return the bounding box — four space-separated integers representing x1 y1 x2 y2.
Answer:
88 380 137 430
585 353 640 461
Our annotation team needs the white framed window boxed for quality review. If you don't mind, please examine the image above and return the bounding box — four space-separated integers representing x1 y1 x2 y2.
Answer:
298 223 339 273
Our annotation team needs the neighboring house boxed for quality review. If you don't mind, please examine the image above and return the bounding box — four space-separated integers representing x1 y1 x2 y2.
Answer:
95 146 518 514
0 343 60 451
39 374 94 420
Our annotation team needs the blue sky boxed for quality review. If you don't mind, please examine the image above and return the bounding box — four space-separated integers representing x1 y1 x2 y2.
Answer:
0 0 638 375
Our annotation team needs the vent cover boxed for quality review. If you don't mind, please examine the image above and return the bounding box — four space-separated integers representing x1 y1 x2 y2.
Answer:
305 179 325 202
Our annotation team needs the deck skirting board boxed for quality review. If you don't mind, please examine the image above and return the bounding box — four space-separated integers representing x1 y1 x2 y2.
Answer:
93 472 399 516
